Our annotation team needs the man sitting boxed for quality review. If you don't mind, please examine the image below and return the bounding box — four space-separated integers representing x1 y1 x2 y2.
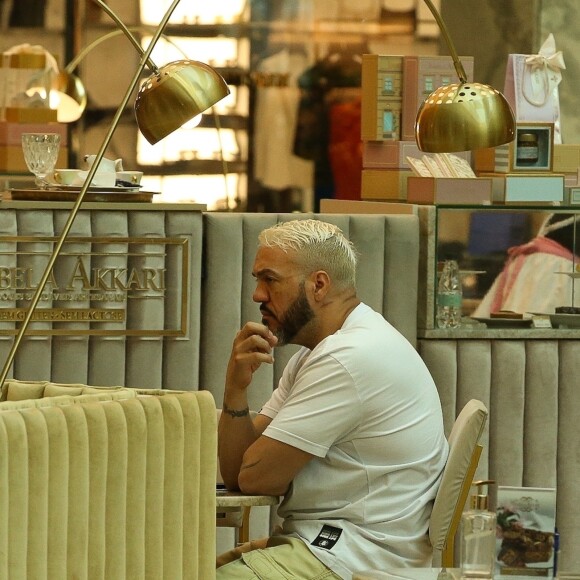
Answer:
218 219 448 579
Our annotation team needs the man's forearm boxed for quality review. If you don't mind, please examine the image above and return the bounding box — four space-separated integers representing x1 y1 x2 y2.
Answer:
219 321 277 489
218 393 259 490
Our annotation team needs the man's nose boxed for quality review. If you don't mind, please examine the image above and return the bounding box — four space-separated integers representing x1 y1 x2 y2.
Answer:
253 284 266 303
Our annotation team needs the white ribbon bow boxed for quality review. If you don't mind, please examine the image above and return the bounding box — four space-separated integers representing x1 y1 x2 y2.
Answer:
523 33 566 106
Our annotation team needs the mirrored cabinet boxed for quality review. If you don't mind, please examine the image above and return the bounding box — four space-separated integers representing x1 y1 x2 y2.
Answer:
417 204 580 336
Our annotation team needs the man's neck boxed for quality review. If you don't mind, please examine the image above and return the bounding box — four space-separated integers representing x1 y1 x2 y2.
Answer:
298 294 360 350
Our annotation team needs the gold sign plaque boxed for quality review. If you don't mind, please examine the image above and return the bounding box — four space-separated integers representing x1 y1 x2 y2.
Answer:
0 236 190 336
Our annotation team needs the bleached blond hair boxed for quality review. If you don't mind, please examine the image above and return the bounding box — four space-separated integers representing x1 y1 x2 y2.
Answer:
258 219 358 289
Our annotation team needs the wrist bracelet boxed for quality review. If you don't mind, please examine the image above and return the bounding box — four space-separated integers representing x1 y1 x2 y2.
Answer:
223 402 250 418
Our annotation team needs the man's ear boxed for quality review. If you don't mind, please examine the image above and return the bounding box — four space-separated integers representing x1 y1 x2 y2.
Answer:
311 270 331 301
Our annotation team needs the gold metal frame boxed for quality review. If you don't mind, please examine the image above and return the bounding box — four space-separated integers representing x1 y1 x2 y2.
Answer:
0 235 190 337
0 0 217 385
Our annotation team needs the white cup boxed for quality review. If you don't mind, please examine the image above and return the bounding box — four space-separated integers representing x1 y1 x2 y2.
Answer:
53 168 81 185
116 171 143 185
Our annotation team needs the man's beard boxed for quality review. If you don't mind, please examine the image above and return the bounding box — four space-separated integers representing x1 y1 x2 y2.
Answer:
263 283 314 346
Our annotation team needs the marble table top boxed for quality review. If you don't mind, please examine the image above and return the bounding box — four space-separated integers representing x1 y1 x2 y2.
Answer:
216 490 279 508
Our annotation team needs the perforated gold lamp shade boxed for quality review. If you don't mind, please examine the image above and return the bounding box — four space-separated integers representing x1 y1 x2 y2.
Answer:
135 60 230 145
52 71 87 123
415 81 516 153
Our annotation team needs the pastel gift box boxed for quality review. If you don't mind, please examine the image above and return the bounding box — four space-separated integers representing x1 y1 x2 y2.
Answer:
0 145 68 172
1 52 46 68
401 54 474 141
480 172 564 203
4 107 58 124
406 176 492 205
361 169 412 201
474 123 554 175
0 49 51 119
362 140 471 170
361 54 404 142
0 121 67 146
361 54 475 143
553 143 580 174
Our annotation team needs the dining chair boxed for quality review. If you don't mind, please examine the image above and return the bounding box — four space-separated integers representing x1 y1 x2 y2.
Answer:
429 399 489 567
354 399 488 580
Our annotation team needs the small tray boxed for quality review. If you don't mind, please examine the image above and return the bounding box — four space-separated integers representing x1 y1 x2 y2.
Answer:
471 317 533 328
529 312 580 328
5 188 158 203
50 183 142 192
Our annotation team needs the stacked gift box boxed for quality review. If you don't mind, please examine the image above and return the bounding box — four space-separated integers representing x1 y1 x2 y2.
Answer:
0 120 68 173
471 35 579 205
473 126 580 205
0 47 68 173
360 54 474 202
553 144 580 204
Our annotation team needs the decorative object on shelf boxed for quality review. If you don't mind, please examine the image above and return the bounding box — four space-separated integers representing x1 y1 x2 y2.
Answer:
407 153 477 178
406 176 492 206
414 0 515 153
495 486 557 578
436 259 463 328
503 33 565 144
490 122 555 173
460 480 496 579
0 0 230 386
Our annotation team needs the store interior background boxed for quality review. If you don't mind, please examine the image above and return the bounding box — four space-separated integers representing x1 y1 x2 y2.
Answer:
2 3 580 566
1 0 578 215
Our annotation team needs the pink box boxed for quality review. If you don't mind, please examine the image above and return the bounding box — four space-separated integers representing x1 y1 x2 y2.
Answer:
363 140 472 171
402 55 474 142
406 176 492 205
0 121 67 146
363 141 423 169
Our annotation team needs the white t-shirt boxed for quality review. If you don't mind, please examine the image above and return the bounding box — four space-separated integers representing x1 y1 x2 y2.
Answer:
260 303 448 579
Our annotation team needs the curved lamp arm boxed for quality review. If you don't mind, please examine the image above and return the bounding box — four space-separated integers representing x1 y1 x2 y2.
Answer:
415 0 515 151
0 0 229 386
65 26 189 75
421 0 467 83
89 0 159 75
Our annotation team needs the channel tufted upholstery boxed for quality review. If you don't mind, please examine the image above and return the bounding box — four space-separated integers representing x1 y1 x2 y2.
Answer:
200 212 420 409
0 388 217 580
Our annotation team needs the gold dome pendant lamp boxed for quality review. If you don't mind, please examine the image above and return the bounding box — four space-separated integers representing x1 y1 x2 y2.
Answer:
415 0 515 152
0 0 230 386
47 0 230 141
135 59 230 144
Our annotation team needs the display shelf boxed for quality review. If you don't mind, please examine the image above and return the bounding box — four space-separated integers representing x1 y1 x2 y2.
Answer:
417 204 580 334
419 327 580 339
